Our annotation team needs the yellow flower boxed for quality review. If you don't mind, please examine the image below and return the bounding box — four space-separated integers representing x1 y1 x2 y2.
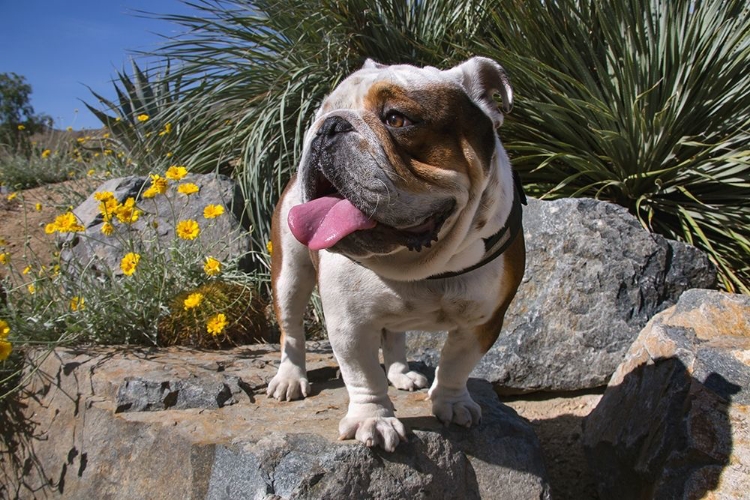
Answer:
266 240 273 255
206 313 228 336
183 292 204 310
94 191 115 202
41 149 51 159
143 174 168 198
35 203 43 212
165 152 173 158
203 204 225 219
77 137 86 144
101 222 115 236
0 253 9 265
166 165 188 181
0 340 12 361
27 284 36 295
87 169 96 177
103 132 110 139
70 296 85 311
66 126 73 132
176 219 200 240
0 319 9 338
203 256 221 276
158 122 172 136
120 252 141 276
178 183 199 196
17 124 25 131
95 191 117 219
7 192 17 201
115 198 141 224
22 266 31 275
137 114 149 122
49 212 85 233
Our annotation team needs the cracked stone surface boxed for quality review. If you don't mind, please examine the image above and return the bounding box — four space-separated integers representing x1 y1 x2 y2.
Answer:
2 343 549 499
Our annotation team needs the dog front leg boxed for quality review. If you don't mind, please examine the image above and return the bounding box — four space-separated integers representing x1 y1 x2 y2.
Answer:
329 324 407 452
267 180 316 401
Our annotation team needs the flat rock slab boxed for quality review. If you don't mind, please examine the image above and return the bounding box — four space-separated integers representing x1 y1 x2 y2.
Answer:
582 289 750 499
4 344 549 499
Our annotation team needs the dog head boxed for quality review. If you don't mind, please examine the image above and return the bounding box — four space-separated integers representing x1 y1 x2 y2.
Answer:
288 57 515 280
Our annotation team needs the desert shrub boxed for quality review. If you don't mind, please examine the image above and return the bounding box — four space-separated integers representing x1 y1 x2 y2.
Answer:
0 166 260 355
157 280 269 348
474 0 750 292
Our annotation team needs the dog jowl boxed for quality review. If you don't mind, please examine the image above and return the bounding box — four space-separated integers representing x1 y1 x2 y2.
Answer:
268 57 525 452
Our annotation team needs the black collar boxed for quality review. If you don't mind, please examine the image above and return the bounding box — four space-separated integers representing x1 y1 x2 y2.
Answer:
427 170 526 280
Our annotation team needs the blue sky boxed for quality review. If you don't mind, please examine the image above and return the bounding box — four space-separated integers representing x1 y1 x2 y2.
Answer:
1 1 195 130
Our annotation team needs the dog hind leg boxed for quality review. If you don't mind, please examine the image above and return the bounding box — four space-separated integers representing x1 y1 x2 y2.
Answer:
381 330 428 391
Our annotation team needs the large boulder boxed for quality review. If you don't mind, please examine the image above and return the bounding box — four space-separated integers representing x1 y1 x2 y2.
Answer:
59 173 251 275
582 289 750 499
3 344 550 499
408 197 717 393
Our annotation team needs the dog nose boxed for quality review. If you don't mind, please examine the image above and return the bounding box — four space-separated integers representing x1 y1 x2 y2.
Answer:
318 116 354 137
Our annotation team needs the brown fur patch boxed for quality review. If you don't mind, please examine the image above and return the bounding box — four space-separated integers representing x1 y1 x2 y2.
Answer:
270 177 292 348
360 81 497 195
474 231 526 353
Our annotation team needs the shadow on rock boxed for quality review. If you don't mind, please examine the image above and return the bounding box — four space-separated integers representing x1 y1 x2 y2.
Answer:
583 358 736 499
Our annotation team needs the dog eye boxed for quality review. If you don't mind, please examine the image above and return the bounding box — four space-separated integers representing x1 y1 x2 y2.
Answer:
384 111 412 128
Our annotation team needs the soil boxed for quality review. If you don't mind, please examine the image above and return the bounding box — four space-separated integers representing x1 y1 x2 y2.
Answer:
501 389 603 499
0 183 68 279
1 182 604 499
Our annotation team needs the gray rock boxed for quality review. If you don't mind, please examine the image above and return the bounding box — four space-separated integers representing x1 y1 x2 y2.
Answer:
582 289 750 499
408 197 717 393
4 345 549 499
115 377 238 412
59 173 251 275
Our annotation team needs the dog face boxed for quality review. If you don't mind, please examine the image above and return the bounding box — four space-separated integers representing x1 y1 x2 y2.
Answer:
288 57 514 279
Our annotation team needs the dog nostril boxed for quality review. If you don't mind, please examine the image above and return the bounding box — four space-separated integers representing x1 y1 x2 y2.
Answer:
318 116 354 137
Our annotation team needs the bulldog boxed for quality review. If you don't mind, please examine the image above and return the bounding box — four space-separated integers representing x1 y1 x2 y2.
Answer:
267 57 526 452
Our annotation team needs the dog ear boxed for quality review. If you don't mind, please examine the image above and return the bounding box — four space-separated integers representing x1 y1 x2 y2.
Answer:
445 57 513 128
362 58 387 70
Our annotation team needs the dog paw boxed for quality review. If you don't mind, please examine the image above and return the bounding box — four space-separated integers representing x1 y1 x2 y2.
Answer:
339 414 408 453
429 387 482 428
266 367 310 401
387 370 429 392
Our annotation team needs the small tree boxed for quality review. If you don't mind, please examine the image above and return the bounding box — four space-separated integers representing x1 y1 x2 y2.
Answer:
0 73 52 155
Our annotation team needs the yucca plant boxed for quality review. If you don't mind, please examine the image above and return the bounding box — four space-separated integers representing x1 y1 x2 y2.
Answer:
85 59 200 174
478 0 750 292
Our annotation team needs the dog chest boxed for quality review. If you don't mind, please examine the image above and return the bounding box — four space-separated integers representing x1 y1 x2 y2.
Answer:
318 252 504 332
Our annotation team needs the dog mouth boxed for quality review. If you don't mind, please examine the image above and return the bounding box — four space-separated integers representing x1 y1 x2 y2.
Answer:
288 173 453 252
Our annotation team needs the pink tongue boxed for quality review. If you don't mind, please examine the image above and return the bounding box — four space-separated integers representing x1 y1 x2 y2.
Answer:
288 195 376 250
